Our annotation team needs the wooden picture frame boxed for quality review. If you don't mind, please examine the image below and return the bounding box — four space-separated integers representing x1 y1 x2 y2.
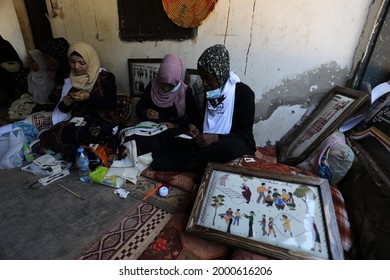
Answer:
127 58 162 97
184 68 204 110
278 86 369 166
186 162 344 260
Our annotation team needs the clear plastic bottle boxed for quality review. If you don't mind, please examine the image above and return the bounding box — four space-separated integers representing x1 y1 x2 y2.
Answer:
23 143 34 163
76 147 91 182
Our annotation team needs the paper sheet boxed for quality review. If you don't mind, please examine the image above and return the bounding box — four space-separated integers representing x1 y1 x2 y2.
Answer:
339 81 390 132
175 133 193 140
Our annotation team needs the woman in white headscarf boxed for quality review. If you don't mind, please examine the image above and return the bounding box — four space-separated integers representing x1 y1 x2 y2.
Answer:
27 49 55 105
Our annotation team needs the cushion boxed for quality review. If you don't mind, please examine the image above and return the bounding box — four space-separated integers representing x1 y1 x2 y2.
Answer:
99 94 132 125
138 151 271 193
138 212 232 260
116 94 133 123
140 168 197 193
329 184 353 254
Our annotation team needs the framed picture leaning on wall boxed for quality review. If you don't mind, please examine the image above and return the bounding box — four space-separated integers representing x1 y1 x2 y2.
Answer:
186 162 344 260
184 68 204 112
277 86 369 166
127 58 162 97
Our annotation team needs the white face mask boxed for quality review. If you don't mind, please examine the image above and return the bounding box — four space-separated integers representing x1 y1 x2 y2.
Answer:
206 87 223 99
170 82 181 93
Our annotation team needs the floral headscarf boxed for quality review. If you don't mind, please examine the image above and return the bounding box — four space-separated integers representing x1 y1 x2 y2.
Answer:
197 44 230 87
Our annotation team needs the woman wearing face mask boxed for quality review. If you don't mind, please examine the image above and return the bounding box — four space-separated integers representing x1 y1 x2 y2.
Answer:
132 53 202 156
136 53 201 131
151 44 256 177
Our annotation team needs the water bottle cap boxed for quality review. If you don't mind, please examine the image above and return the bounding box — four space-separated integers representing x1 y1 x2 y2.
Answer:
77 147 84 153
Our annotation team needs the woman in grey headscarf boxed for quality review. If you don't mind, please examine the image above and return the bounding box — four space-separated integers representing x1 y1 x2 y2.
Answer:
27 49 55 104
151 44 256 178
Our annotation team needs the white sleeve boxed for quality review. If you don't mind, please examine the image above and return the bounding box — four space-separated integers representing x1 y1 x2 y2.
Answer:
51 78 72 125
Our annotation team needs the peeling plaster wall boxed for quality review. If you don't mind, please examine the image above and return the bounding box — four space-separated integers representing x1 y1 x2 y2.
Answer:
14 0 378 146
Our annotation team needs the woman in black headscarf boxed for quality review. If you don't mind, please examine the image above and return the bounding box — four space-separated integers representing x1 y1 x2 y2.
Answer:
150 44 256 178
0 35 24 102
38 37 71 105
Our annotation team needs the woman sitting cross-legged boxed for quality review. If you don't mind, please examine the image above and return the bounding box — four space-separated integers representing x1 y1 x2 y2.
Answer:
150 44 256 180
128 53 202 156
39 42 120 162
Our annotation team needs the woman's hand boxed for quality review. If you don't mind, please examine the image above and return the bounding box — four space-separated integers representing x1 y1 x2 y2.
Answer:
70 91 90 102
145 108 159 120
0 61 20 73
62 95 75 106
187 124 200 137
192 133 218 148
163 122 174 128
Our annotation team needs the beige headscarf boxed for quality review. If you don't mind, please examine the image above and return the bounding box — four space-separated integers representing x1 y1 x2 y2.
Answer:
67 42 100 93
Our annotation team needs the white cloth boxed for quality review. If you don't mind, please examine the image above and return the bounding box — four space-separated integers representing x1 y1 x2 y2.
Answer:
8 93 35 119
52 78 72 125
340 81 390 132
203 71 239 134
105 140 153 185
118 121 168 139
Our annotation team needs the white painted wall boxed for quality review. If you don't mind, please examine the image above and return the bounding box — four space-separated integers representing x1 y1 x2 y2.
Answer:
2 0 379 146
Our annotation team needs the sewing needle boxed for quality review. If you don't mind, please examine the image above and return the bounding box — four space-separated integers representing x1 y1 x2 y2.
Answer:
58 184 85 200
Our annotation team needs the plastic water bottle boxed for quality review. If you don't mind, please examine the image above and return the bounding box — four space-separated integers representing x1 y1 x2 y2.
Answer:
76 147 91 182
23 143 34 163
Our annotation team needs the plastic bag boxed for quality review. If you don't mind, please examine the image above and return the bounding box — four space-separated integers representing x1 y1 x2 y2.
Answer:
0 127 25 170
12 121 39 144
297 130 354 184
21 154 71 176
90 166 125 188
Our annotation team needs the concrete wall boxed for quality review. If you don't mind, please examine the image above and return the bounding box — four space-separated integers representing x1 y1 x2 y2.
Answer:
3 0 384 146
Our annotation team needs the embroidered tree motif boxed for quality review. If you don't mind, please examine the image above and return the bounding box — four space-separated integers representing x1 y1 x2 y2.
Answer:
211 194 225 226
293 185 317 214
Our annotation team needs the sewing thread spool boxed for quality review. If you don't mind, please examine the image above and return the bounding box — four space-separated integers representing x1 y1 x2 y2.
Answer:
158 185 169 197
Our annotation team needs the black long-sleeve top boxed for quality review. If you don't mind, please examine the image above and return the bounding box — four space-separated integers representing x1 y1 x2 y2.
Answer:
136 82 202 131
58 70 118 123
211 82 256 152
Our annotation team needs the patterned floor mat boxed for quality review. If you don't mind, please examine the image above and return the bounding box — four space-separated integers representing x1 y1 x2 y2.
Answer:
77 201 172 260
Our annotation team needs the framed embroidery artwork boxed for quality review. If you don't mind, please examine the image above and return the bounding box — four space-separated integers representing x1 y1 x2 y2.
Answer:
128 58 162 97
184 68 204 112
277 86 369 166
186 162 344 260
